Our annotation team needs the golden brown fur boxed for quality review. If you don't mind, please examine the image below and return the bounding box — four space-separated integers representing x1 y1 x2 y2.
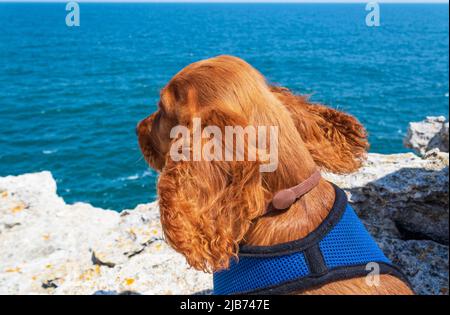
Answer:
137 55 413 294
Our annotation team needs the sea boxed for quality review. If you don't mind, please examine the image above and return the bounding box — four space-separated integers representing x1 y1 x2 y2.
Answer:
0 3 448 210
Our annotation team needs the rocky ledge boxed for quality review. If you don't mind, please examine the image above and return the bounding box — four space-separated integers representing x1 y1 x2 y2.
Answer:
0 117 448 295
0 173 212 295
404 116 449 156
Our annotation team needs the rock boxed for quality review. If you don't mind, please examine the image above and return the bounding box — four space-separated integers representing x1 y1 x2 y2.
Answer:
1 149 448 295
0 172 212 295
324 152 449 244
379 238 448 295
404 116 449 155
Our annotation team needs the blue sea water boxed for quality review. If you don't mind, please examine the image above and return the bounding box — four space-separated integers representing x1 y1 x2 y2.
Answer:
0 3 448 210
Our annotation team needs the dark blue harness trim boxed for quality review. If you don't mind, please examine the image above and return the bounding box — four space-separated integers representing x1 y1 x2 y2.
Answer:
239 185 347 257
304 244 327 275
240 262 410 295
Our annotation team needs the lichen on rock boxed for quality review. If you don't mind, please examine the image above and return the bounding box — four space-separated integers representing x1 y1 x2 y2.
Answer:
0 172 212 295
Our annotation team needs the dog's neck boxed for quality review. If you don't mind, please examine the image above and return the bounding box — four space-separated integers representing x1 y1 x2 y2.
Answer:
242 164 336 246
243 106 336 246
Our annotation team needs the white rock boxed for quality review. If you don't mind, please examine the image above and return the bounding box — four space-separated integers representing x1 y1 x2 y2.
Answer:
0 172 212 295
404 116 449 155
325 151 449 244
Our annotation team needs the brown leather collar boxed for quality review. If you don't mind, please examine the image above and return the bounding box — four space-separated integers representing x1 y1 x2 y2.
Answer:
266 169 322 214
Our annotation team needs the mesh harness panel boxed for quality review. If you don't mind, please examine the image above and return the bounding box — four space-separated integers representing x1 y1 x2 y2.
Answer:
213 185 411 295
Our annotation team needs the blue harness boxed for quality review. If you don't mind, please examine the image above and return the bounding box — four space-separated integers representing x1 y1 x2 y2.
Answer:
213 185 410 295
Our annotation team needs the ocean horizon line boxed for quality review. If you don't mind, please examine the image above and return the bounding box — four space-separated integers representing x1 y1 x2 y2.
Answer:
1 0 449 4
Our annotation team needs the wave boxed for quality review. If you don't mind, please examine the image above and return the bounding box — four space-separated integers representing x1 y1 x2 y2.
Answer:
42 149 58 155
116 170 153 182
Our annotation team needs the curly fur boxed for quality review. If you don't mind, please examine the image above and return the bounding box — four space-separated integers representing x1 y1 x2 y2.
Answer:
137 55 412 294
270 86 369 173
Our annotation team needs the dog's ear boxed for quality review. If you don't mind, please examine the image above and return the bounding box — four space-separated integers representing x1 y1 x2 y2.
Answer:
157 107 266 273
271 86 369 174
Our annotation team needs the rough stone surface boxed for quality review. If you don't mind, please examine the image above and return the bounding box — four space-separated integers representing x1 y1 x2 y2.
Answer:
0 172 211 295
1 151 448 295
404 116 449 155
379 238 449 295
324 151 449 244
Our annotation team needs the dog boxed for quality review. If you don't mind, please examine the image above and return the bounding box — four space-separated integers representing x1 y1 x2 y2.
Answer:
137 55 413 295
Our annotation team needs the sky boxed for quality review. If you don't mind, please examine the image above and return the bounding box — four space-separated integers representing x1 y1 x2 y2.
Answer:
0 0 448 3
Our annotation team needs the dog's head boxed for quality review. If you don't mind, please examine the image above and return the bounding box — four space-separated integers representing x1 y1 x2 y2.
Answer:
137 55 368 272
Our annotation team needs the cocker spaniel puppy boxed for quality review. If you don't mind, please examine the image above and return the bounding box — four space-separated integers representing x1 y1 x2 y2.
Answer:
137 55 413 295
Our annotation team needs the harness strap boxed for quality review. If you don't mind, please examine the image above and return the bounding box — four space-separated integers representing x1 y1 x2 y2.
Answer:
242 262 412 295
